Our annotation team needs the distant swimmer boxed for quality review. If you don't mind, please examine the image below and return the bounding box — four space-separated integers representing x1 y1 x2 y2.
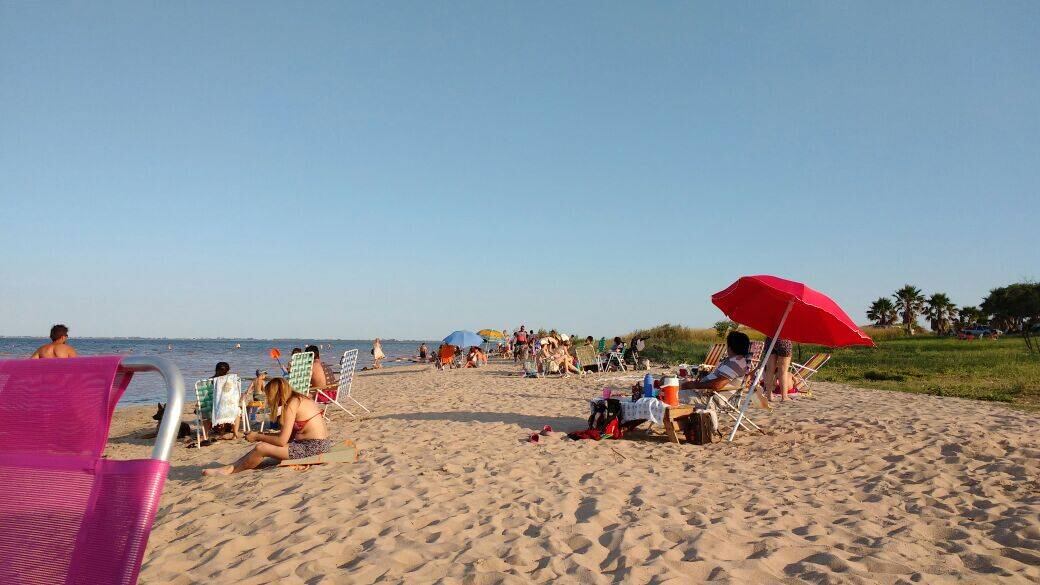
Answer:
31 324 78 359
234 343 242 349
168 344 173 350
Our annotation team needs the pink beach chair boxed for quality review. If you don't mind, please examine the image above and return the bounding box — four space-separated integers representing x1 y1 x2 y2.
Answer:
0 356 184 585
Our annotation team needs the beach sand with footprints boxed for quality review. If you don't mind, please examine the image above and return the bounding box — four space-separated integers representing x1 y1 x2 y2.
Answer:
105 361 1040 584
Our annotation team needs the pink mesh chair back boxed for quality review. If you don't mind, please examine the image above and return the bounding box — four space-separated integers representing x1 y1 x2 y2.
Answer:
0 356 183 585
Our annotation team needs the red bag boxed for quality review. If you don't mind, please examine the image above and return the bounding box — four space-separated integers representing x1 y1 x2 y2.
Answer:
602 417 623 440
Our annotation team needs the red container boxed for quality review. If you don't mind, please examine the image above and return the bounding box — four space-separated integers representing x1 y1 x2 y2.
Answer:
660 375 680 407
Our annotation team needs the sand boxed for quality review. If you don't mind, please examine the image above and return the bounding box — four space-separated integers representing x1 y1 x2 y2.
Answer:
105 361 1040 584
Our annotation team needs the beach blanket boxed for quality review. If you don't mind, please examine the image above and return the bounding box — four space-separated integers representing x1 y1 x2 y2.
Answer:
589 397 667 425
212 374 241 425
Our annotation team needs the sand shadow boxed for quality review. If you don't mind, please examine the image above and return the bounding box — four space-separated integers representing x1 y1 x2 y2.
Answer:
377 410 588 431
108 430 161 448
357 367 430 377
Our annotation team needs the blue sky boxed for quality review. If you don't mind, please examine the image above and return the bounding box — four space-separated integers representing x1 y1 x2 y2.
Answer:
2 2 1037 339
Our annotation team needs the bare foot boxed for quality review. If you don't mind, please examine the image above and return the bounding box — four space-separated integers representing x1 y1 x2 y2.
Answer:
202 465 233 477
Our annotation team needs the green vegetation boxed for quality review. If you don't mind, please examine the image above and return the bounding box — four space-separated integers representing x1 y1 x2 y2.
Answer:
867 281 1040 354
629 325 1040 410
811 337 1039 408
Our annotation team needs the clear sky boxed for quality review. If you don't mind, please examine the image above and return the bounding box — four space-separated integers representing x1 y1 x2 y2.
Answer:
2 2 1037 339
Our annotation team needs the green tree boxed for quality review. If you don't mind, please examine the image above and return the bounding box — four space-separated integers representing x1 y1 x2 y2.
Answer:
926 293 958 336
866 297 898 327
713 320 738 338
957 306 986 329
893 285 926 336
982 283 1040 353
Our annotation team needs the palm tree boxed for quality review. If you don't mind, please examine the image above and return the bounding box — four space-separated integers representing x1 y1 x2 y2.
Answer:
957 306 985 329
926 293 958 336
866 297 897 327
893 285 926 336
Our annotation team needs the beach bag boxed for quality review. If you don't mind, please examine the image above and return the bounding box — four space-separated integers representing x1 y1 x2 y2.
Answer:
587 399 624 439
681 411 715 445
567 428 602 441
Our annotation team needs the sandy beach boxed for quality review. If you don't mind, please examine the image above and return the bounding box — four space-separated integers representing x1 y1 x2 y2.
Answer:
106 361 1040 584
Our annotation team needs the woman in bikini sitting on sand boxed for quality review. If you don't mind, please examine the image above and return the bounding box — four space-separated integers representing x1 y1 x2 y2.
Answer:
203 377 331 476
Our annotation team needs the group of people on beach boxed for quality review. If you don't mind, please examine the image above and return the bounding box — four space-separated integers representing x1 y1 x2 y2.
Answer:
500 326 647 376
26 322 795 478
430 343 488 369
204 343 334 476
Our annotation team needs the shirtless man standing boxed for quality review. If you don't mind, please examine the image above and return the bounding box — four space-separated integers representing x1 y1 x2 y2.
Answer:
31 324 79 358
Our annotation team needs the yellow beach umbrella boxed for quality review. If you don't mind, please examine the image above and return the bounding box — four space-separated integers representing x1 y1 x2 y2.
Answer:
478 329 504 340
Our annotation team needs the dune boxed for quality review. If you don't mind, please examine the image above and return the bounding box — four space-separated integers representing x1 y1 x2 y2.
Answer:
104 362 1040 584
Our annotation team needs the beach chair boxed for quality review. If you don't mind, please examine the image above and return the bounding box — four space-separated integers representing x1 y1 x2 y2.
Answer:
789 353 831 397
438 345 456 369
604 349 627 371
313 349 368 418
194 378 215 447
0 356 184 585
704 368 764 435
287 351 315 394
522 359 540 378
574 345 603 372
698 343 726 371
541 357 562 377
749 341 765 369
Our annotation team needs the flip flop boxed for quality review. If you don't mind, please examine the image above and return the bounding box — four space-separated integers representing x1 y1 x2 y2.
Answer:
528 433 540 443
540 425 553 436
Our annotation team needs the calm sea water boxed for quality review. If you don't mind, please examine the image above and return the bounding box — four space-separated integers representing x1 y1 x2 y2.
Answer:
0 337 436 408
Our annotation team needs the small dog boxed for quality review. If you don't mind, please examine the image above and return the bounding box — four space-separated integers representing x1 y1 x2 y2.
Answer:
152 402 193 439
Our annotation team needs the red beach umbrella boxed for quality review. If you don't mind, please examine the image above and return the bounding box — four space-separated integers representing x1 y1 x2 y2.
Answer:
711 275 874 440
711 275 874 348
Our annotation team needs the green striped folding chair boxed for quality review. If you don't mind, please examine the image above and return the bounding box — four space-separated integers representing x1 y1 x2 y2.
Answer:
194 378 215 448
287 351 315 394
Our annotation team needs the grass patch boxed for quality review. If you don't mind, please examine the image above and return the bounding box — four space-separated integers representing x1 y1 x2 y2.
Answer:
632 328 1040 410
863 370 905 382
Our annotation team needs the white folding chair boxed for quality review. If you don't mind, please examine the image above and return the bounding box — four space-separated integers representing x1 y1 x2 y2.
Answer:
702 369 764 435
605 350 627 371
315 349 368 418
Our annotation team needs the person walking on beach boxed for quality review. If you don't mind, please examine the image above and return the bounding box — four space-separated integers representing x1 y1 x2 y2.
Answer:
202 377 331 476
418 343 429 361
513 326 529 363
372 339 385 368
31 324 78 359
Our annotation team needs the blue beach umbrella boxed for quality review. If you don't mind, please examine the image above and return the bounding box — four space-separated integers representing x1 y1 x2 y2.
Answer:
443 330 484 348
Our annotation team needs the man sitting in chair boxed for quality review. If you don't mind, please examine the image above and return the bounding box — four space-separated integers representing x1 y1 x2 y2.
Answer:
305 345 328 390
679 331 751 395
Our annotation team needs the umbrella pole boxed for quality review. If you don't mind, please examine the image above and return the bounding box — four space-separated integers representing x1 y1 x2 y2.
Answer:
728 300 793 442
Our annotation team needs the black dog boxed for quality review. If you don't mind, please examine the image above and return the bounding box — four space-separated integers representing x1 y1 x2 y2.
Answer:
153 402 193 439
